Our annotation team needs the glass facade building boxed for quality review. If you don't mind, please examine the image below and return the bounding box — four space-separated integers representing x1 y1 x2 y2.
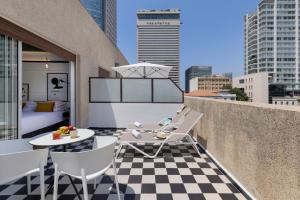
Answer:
185 66 212 92
80 0 117 45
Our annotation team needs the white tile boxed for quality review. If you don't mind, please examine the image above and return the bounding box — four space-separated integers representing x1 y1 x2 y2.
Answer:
235 193 248 200
193 175 211 183
203 193 223 200
178 168 192 175
120 162 132 168
155 168 168 175
174 157 186 162
187 162 200 168
140 194 157 200
212 183 232 194
126 184 141 194
219 175 231 183
143 162 154 168
142 175 156 183
156 184 172 193
130 168 143 175
184 183 202 193
172 193 190 200
202 168 217 175
117 175 129 184
168 175 183 183
165 162 177 168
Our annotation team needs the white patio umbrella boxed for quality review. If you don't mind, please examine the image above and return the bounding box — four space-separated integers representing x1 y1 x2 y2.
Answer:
112 62 173 78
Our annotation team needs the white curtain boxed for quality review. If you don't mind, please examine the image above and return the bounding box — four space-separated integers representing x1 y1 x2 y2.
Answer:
0 34 18 140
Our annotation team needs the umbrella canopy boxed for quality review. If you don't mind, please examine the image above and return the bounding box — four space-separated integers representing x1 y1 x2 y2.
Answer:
112 62 173 78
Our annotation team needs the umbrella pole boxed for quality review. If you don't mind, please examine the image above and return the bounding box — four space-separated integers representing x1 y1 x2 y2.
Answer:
143 66 146 78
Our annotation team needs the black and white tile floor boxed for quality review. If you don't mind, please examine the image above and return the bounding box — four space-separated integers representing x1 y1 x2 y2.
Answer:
0 129 249 200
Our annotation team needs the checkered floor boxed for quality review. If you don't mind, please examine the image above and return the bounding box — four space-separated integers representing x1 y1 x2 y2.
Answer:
0 129 249 200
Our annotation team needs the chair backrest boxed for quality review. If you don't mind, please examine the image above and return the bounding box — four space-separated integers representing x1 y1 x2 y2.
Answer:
51 136 117 177
172 107 191 124
0 139 48 185
168 110 203 141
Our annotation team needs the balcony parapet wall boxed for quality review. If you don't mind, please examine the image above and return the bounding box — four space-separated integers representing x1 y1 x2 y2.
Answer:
185 96 300 200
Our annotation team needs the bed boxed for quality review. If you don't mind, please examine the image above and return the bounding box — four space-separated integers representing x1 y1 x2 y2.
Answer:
22 111 66 136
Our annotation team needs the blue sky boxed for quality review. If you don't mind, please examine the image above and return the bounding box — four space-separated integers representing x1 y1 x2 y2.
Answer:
117 0 259 87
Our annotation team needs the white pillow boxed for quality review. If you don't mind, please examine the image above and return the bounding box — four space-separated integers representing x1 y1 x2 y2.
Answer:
53 101 67 112
23 101 37 112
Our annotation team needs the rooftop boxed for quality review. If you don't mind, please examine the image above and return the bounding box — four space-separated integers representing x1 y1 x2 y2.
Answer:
0 129 248 200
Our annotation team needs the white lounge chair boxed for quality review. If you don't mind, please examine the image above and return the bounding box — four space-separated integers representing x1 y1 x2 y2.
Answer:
51 136 121 200
0 139 48 200
127 107 191 131
117 110 203 159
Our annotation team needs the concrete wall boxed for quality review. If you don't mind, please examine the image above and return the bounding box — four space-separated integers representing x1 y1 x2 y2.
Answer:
189 77 198 92
185 96 300 200
0 0 128 127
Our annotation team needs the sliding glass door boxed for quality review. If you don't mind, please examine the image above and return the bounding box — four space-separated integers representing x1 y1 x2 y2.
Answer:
0 34 18 140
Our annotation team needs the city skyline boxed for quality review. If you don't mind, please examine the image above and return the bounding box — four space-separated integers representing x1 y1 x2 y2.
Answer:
118 0 259 87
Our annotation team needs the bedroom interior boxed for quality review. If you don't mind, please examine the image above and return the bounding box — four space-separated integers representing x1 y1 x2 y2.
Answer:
21 43 72 138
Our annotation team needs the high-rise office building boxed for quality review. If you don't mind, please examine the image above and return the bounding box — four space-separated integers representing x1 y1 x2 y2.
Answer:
137 9 181 85
185 66 212 92
80 0 117 45
245 0 300 90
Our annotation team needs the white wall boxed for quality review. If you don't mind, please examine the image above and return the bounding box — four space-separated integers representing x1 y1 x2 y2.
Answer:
89 103 182 128
189 77 198 92
22 62 69 101
233 72 269 103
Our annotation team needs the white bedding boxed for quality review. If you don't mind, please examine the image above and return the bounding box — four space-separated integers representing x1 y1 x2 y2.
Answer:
22 111 64 135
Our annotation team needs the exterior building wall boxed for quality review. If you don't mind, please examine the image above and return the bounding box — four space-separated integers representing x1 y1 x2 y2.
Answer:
185 96 300 200
245 0 300 90
137 9 181 85
189 77 200 92
185 65 212 92
0 0 128 127
233 72 269 103
80 0 117 45
191 76 231 92
272 97 299 105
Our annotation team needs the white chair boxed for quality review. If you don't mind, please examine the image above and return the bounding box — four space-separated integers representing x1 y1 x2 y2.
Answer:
0 139 48 200
51 136 121 200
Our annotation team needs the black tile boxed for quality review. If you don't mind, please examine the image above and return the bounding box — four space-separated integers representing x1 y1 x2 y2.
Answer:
118 168 131 175
198 183 217 193
141 184 156 193
170 184 187 193
214 169 223 175
181 175 196 183
190 168 204 175
143 168 155 175
188 194 206 200
157 194 173 200
128 175 142 183
154 162 165 168
123 194 140 200
207 175 224 183
155 175 169 183
176 162 188 168
166 168 179 175
227 184 240 193
219 194 239 200
132 163 143 168
198 163 210 168
184 157 195 162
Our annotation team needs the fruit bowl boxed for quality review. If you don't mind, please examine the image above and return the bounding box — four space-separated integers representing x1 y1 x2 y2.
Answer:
53 125 77 140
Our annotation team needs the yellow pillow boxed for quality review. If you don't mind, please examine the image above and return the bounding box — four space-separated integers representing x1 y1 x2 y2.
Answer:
35 102 55 112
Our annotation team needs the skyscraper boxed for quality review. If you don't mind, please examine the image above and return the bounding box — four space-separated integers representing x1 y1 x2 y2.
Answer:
137 9 181 85
80 0 117 45
185 66 212 92
245 0 300 90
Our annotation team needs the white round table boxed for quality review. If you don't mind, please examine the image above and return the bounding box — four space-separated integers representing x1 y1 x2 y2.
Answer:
29 129 95 148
